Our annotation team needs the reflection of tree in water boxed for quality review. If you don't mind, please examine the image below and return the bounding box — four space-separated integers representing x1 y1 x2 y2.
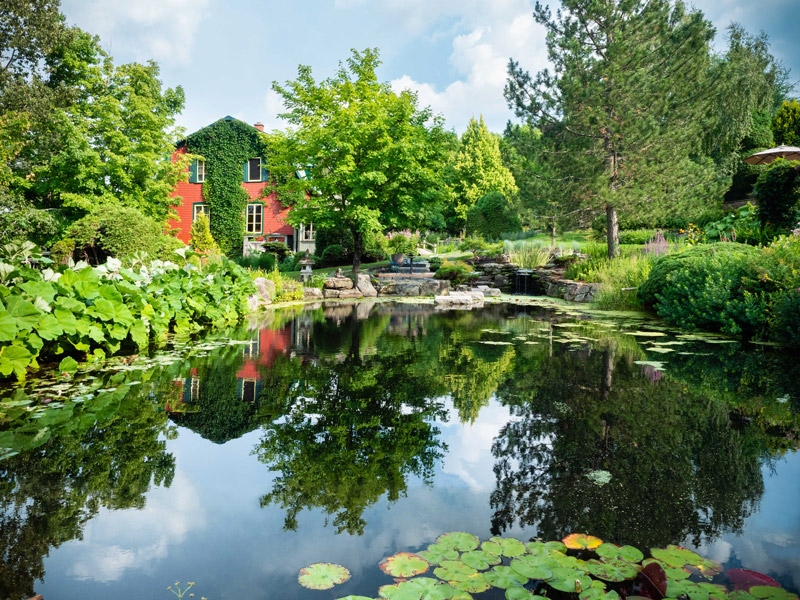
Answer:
489 337 776 550
255 310 448 535
0 396 174 600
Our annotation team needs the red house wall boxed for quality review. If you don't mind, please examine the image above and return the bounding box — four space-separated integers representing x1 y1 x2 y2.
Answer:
236 326 292 380
167 147 294 244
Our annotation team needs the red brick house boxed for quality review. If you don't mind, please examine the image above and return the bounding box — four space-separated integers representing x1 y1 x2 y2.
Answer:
167 116 315 254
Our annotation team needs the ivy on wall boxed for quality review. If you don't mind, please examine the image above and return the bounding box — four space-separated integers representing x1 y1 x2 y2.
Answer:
184 117 269 256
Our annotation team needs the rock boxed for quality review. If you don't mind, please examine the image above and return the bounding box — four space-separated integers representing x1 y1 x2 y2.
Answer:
356 273 378 297
481 287 502 297
323 289 341 298
355 301 376 319
246 294 262 311
378 281 422 297
254 277 275 302
435 293 474 306
323 276 354 290
419 279 451 296
338 288 364 299
303 287 323 299
467 290 485 302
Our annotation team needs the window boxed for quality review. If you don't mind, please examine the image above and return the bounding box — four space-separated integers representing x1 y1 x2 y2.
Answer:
244 334 260 360
241 378 257 402
193 203 209 222
247 157 262 182
196 159 206 183
189 377 200 402
246 203 263 234
302 223 315 241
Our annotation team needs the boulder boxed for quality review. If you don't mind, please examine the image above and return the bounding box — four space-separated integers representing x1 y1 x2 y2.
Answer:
356 273 378 297
254 277 275 303
419 279 451 296
481 287 502 297
323 289 341 299
323 276 354 290
303 287 323 299
355 301 376 320
467 290 485 302
338 288 364 299
246 294 262 312
378 281 422 297
435 292 474 306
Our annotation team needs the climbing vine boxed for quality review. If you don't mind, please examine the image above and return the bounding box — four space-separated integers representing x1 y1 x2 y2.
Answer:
184 117 269 256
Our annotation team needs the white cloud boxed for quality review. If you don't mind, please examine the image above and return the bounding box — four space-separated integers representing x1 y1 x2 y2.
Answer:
388 2 549 132
61 0 210 65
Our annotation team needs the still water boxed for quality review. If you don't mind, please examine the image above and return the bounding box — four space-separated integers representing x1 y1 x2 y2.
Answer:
1 300 799 599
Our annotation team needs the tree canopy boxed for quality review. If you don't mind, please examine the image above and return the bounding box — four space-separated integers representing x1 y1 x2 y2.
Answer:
268 48 451 272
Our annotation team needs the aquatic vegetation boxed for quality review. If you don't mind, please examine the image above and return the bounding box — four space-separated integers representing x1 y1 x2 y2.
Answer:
298 563 351 590
314 534 798 600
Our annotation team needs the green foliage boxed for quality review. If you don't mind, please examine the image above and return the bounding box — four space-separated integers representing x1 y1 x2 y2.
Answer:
0 248 255 380
457 237 489 257
268 48 451 272
466 192 522 239
754 159 800 230
638 242 800 342
261 241 290 259
504 240 552 269
772 99 800 146
190 212 220 255
448 116 518 233
49 238 75 265
590 254 654 311
67 205 186 262
617 230 659 245
236 252 277 272
387 231 420 255
703 204 766 244
183 117 269 256
320 244 349 267
0 189 60 246
434 261 475 285
313 223 386 265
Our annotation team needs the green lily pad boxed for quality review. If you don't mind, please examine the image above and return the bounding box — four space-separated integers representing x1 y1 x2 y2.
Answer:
641 558 689 580
509 556 553 580
481 540 503 556
380 553 430 578
544 541 568 553
548 574 593 594
625 331 667 337
505 589 538 600
488 537 527 557
563 533 603 550
437 532 480 552
584 559 638 582
550 553 588 571
750 587 800 600
580 589 621 600
525 542 549 555
379 578 455 600
666 579 709 600
483 566 528 589
649 544 703 568
434 561 477 582
449 574 490 594
298 563 351 590
596 543 644 563
460 550 501 570
451 592 473 600
338 597 375 600
419 544 460 566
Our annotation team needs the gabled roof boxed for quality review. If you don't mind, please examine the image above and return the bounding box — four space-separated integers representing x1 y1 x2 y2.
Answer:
176 115 262 148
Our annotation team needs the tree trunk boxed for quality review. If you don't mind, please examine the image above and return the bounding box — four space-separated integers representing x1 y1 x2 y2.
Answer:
606 204 620 259
352 228 364 275
550 216 556 249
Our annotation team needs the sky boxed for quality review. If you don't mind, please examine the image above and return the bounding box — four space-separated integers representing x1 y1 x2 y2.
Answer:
59 0 800 137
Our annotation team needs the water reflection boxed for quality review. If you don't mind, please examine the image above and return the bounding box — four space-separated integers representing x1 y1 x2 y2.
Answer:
1 300 799 598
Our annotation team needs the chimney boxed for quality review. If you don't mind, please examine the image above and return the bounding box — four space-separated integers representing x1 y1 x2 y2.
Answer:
254 122 264 132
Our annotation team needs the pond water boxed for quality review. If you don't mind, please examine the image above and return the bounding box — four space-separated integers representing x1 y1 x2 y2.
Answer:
1 299 799 600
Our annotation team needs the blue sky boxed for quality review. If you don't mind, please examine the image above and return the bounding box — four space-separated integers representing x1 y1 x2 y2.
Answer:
59 0 799 137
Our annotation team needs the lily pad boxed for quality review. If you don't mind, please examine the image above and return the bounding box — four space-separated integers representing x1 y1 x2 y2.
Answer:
488 537 527 557
625 331 667 337
419 544 460 566
544 540 568 553
481 540 503 556
526 541 549 556
584 559 638 582
449 574 491 594
509 556 553 580
580 589 621 600
666 579 710 600
563 533 603 550
460 550 501 570
596 543 644 564
434 561 477 582
437 532 480 552
641 558 689 580
548 574 594 594
749 587 800 600
506 589 543 600
483 566 528 589
338 597 374 600
298 563 351 590
649 544 703 568
380 553 430 578
378 578 455 600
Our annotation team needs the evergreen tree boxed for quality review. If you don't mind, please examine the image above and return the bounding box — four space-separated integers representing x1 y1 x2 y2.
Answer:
190 212 220 255
448 116 517 234
773 99 800 146
506 1 731 257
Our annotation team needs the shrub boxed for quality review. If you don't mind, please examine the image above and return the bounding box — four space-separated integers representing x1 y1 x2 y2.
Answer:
50 238 75 265
262 241 290 259
618 229 659 245
434 260 475 285
237 252 277 271
428 256 443 272
466 192 522 239
320 244 349 267
754 159 800 231
458 237 490 258
190 213 220 255
314 225 386 264
591 254 654 311
387 231 420 255
504 240 552 269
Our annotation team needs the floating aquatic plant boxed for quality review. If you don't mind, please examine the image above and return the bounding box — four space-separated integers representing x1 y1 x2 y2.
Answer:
380 553 430 578
298 562 351 590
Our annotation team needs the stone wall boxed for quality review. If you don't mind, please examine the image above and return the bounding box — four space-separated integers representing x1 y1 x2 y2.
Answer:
528 268 600 303
471 262 519 292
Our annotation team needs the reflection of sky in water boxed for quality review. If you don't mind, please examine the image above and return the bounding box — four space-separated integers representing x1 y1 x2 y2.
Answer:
39 397 535 600
690 450 800 593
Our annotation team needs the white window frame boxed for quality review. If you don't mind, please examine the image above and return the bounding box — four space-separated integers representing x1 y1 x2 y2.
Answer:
196 159 206 183
243 334 260 360
302 223 315 241
193 203 209 222
241 378 257 402
246 203 263 234
246 157 262 182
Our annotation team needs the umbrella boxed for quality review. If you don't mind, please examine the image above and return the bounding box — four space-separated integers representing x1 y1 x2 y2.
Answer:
743 144 800 165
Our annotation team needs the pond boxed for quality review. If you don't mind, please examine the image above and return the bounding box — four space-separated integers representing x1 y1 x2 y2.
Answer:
1 299 799 600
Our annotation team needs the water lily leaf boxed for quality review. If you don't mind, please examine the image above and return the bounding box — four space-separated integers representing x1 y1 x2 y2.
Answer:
483 566 527 589
666 579 709 600
338 597 374 600
449 574 490 594
379 578 455 600
505 589 538 600
437 532 480 552
380 553 429 578
649 545 702 568
434 561 477 582
641 558 689 581
726 568 782 591
548 574 593 594
580 588 621 600
749 587 799 600
509 556 553 580
419 544 460 566
460 550 500 570
58 356 79 373
451 592 473 600
585 559 638 582
596 543 643 563
549 552 588 571
563 533 603 550
488 537 527 557
684 559 723 579
544 541 567 553
634 360 666 370
625 331 667 337
298 563 351 590
481 541 503 556
729 592 759 600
